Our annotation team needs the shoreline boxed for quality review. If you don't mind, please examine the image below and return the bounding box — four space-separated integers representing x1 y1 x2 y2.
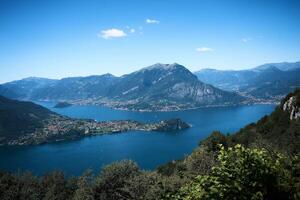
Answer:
1 118 190 146
46 100 279 113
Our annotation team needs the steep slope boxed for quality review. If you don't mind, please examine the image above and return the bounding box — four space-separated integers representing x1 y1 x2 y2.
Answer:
228 89 300 155
104 63 246 111
0 95 55 143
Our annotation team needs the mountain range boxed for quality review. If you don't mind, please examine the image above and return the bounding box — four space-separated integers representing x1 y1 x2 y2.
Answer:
0 63 246 111
195 61 300 101
1 61 299 111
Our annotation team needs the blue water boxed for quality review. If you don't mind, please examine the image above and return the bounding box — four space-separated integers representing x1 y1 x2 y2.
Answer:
0 103 275 176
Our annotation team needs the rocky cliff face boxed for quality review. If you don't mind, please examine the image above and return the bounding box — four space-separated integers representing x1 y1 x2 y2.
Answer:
283 96 300 120
104 63 246 110
228 89 300 155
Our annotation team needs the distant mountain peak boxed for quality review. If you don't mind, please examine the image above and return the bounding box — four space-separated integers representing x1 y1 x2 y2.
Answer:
21 77 41 81
139 63 186 72
83 73 117 79
253 65 281 72
102 73 115 77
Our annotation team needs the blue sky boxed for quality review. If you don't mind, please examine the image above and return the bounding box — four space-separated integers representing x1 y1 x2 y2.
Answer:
1 0 300 83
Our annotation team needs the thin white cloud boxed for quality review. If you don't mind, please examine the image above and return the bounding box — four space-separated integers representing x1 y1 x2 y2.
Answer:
99 28 127 39
130 28 135 33
241 37 252 43
196 47 214 52
146 19 160 24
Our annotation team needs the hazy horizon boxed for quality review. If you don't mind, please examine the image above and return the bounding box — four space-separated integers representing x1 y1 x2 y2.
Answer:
1 0 300 83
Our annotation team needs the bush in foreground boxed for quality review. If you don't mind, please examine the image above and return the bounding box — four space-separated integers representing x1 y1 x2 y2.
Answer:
172 145 300 200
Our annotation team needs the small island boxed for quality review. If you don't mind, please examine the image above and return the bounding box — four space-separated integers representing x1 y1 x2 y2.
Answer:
54 101 72 108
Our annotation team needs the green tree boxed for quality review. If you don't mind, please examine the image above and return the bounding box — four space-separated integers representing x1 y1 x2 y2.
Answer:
200 131 228 152
0 172 20 200
41 171 73 200
289 155 300 199
175 145 291 200
16 172 42 200
73 170 94 200
184 147 215 176
123 171 164 200
93 160 140 200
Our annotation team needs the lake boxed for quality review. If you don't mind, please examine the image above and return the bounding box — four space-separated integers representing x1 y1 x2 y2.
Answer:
0 103 276 176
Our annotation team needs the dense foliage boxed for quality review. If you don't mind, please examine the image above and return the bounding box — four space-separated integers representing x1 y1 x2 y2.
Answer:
229 89 300 155
173 145 300 200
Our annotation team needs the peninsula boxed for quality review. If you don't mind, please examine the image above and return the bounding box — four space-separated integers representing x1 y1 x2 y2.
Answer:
0 95 190 145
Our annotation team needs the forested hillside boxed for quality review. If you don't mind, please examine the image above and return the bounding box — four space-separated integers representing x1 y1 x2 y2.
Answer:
0 95 54 142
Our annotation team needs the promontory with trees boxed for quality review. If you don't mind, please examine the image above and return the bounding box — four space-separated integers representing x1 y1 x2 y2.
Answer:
0 95 190 145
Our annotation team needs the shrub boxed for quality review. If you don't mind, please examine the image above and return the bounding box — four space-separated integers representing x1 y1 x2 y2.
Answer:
174 145 292 200
93 160 140 200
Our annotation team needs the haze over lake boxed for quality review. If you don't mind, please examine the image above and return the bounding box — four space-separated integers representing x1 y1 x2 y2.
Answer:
0 103 275 176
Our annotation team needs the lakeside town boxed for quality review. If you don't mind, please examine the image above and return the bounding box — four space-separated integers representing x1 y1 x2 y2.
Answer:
4 114 190 145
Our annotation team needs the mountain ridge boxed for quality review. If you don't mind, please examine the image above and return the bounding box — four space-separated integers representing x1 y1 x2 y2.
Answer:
0 63 246 111
195 61 300 101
